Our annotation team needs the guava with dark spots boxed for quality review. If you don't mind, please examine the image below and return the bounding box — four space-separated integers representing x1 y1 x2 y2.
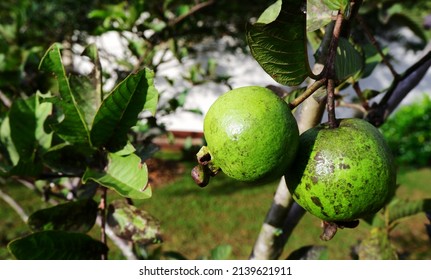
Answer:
285 118 396 222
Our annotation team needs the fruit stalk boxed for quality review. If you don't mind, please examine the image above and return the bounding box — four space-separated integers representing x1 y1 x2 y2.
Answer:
325 12 344 129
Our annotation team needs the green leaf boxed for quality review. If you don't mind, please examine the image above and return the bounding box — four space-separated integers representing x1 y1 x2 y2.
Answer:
39 43 91 147
246 0 311 86
27 199 98 233
163 251 188 260
8 231 107 260
388 198 431 226
82 152 151 200
107 200 161 245
0 116 19 166
257 0 282 24
362 89 382 100
359 44 386 79
9 94 52 159
209 244 232 260
388 14 427 46
335 38 363 81
286 245 328 260
82 43 104 102
42 143 90 175
69 75 100 129
90 68 159 151
307 0 334 32
68 44 103 128
322 0 348 11
357 227 398 260
2 94 52 177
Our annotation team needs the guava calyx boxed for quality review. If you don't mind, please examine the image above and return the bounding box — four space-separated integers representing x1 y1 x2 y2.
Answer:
191 146 220 187
320 220 360 241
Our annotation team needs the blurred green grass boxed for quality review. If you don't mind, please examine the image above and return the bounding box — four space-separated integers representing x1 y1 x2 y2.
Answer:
1 161 431 260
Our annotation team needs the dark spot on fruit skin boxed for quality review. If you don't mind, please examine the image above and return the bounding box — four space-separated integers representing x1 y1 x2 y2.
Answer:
312 176 318 184
338 163 350 169
311 196 329 217
305 183 311 191
333 204 342 215
314 152 324 163
330 164 335 173
321 210 329 217
311 196 323 208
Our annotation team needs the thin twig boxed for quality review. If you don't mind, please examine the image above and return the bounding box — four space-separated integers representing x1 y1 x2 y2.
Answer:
0 90 12 108
0 188 29 222
288 78 327 109
352 82 369 110
99 187 108 260
357 14 399 79
168 0 215 26
336 100 367 115
96 215 137 260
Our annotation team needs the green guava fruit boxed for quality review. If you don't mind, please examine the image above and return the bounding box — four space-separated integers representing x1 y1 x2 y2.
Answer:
203 86 299 183
285 118 396 222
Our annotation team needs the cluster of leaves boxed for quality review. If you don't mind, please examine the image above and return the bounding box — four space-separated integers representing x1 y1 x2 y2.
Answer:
0 44 161 259
0 0 112 99
381 96 431 167
356 198 431 259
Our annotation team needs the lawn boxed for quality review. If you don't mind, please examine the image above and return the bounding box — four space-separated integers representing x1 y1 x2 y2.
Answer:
1 159 430 260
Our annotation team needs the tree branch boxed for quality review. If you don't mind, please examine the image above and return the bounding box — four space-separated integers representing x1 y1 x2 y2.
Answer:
0 90 12 108
169 0 215 26
99 187 108 260
288 79 327 110
96 215 138 260
356 14 399 79
0 188 29 223
366 49 431 126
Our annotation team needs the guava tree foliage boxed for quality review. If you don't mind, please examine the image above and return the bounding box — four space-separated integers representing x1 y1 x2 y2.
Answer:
0 43 159 259
193 0 431 260
0 0 431 260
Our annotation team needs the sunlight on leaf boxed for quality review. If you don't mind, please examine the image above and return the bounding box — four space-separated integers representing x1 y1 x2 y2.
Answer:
90 68 159 151
39 43 91 147
82 152 152 200
246 0 311 86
